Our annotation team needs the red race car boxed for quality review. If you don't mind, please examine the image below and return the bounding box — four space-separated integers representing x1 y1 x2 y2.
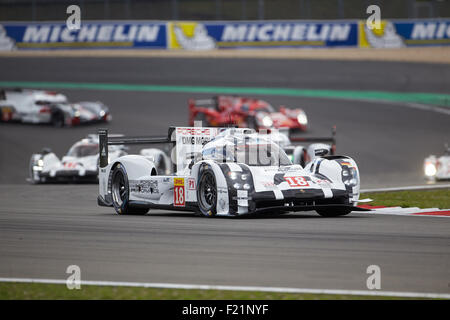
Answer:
188 95 308 131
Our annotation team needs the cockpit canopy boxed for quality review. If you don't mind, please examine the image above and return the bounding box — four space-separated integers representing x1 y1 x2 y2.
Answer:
202 135 291 166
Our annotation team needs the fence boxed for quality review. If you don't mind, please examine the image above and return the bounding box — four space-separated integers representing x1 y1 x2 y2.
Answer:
0 0 449 22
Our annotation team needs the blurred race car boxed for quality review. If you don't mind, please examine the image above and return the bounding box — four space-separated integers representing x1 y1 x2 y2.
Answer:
189 96 308 131
97 126 367 217
29 134 126 183
0 88 111 127
424 145 450 181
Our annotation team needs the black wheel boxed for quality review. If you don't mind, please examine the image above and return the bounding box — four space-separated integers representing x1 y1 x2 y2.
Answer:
111 164 149 215
247 116 258 129
51 111 65 127
316 198 352 217
194 112 209 127
197 169 217 217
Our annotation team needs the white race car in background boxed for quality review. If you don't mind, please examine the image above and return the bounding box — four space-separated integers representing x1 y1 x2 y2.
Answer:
29 134 170 184
0 88 111 127
29 134 126 183
97 127 367 217
424 145 450 181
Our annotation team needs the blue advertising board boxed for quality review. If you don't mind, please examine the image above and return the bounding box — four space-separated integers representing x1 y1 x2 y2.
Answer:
0 22 167 50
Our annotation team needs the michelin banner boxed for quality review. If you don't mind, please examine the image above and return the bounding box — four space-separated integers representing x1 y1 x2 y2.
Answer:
0 19 449 51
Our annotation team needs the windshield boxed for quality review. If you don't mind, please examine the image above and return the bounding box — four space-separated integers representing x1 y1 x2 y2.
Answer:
203 141 291 166
67 144 98 157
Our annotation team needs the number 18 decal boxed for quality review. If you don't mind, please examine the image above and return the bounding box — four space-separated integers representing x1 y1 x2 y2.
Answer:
284 176 309 187
174 178 185 207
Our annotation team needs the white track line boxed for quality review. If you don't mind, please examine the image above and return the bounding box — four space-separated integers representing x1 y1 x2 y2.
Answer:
361 184 450 193
0 277 448 299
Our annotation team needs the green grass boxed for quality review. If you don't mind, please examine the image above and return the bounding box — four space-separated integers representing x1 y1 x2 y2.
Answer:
0 282 425 300
360 189 450 209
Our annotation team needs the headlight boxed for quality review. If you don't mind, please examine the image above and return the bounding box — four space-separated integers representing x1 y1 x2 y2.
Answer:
343 167 358 187
99 110 106 117
262 116 273 127
424 163 437 177
233 183 241 189
297 113 308 125
74 110 81 117
243 183 251 190
241 174 248 180
37 159 44 167
228 172 238 180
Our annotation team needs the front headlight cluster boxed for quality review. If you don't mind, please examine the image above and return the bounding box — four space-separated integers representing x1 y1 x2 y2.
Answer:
424 162 437 177
342 167 358 187
297 113 308 125
228 171 251 190
33 158 44 171
262 116 273 127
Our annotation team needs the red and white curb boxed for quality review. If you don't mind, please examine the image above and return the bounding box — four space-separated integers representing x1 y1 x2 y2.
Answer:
358 205 450 218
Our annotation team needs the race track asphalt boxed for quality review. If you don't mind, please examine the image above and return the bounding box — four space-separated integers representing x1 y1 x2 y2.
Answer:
0 57 449 294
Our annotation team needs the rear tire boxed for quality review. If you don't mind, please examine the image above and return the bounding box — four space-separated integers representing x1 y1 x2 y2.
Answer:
197 169 217 217
111 164 149 215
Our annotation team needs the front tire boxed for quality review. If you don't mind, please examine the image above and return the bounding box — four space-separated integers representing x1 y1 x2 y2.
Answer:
51 111 65 127
316 198 352 217
111 164 149 215
197 169 217 217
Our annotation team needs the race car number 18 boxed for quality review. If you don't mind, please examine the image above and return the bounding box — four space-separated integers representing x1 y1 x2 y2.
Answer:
284 176 309 187
174 178 185 207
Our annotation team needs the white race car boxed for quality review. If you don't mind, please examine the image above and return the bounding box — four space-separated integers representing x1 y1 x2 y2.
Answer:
0 88 111 126
29 134 127 183
97 127 368 217
424 145 450 181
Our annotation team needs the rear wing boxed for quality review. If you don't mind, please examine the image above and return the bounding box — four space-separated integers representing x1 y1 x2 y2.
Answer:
98 127 219 174
98 128 174 169
289 126 337 154
188 97 218 109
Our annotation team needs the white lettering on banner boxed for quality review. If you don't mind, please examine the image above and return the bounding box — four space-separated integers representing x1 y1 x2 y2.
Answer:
97 25 114 41
222 25 247 41
49 26 60 42
291 25 306 40
411 22 450 39
137 26 159 42
273 25 291 41
412 23 436 39
220 23 351 43
23 26 51 42
258 24 273 41
329 24 351 41
78 25 97 41
61 28 76 42
113 25 128 42
21 24 160 43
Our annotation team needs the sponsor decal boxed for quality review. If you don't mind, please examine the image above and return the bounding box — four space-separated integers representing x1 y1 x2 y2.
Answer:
1 22 166 49
210 21 358 48
174 177 185 207
188 178 196 190
168 22 216 50
284 176 310 187
132 180 159 194
359 20 404 48
0 25 16 51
